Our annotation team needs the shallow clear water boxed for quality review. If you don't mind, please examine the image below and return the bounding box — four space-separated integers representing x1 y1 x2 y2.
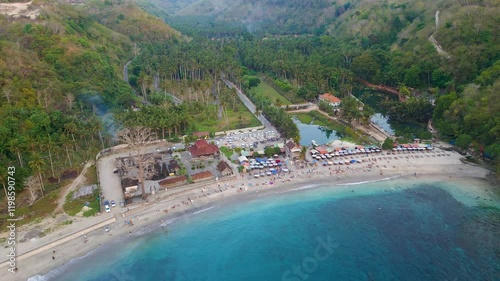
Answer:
45 180 500 281
293 118 340 146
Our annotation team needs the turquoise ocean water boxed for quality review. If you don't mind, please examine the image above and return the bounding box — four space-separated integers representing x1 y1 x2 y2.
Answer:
40 180 499 281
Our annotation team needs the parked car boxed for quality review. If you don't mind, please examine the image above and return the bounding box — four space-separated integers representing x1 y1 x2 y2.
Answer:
105 205 111 213
111 200 116 207
104 200 110 207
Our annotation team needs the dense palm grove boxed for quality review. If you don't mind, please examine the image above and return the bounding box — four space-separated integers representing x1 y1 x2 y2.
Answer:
0 0 498 202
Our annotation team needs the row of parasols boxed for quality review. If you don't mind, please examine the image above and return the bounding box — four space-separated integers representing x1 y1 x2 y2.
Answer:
314 159 362 166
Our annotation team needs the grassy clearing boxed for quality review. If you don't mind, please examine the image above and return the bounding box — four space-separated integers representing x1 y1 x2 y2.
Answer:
0 191 59 230
260 75 304 104
82 164 97 186
294 114 313 124
195 101 261 133
220 146 234 158
0 164 100 232
253 78 292 105
63 188 100 217
63 164 100 217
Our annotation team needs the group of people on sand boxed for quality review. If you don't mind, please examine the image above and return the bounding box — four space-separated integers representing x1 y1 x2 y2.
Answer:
139 149 454 233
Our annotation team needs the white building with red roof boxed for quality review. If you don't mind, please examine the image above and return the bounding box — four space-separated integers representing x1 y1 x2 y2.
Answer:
319 93 342 107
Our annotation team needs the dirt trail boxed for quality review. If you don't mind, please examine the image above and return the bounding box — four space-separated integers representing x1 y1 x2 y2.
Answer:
54 161 94 214
429 11 451 59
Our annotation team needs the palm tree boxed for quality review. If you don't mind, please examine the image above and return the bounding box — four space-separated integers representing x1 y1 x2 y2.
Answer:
255 104 262 117
64 121 79 149
275 98 282 108
299 146 307 161
59 134 73 167
293 135 301 146
8 138 24 168
28 153 46 197
44 136 56 179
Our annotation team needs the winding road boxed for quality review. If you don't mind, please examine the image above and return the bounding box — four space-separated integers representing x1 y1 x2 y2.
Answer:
123 59 132 83
153 74 183 105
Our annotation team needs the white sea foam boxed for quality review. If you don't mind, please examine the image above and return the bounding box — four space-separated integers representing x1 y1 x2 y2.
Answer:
337 175 401 186
27 275 48 281
191 206 216 216
160 206 217 227
160 217 178 227
290 184 320 191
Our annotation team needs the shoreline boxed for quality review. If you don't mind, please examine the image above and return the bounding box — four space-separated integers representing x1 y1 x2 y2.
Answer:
4 151 500 281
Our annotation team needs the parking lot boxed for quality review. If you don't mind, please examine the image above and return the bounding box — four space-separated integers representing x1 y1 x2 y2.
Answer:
214 129 281 150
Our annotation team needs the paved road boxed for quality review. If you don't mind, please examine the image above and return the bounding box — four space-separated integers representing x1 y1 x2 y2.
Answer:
221 78 275 130
154 74 183 105
123 58 152 105
123 59 132 82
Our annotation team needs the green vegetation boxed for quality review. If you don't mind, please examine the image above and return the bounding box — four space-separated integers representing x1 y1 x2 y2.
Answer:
250 76 292 106
0 0 181 213
0 0 498 213
63 164 99 216
294 111 371 144
195 101 261 132
294 114 314 125
60 219 73 225
63 188 100 217
0 192 58 230
245 88 300 140
382 138 395 150
220 146 234 158
116 98 260 138
433 82 500 167
163 0 340 35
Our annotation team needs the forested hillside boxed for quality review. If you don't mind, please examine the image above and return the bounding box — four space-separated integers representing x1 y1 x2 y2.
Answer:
0 0 179 196
153 0 499 166
0 0 498 213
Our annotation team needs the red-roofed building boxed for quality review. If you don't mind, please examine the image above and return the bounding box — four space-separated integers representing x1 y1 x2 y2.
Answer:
217 161 233 177
191 171 213 182
159 176 187 188
189 139 219 158
319 93 342 107
316 147 328 155
285 140 302 160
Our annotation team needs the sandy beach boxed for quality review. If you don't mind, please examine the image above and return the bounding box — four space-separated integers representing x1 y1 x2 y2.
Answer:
2 147 499 281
